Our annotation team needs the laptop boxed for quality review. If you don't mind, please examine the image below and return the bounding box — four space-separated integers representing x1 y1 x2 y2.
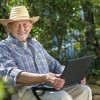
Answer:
61 55 94 87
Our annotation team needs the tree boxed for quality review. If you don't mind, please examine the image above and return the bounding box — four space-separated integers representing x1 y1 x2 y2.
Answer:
82 0 100 56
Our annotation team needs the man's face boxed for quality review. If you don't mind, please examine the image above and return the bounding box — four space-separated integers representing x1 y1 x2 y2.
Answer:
8 20 32 42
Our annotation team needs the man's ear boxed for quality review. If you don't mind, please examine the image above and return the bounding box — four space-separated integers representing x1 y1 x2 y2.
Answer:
29 21 33 31
7 24 12 33
4 26 10 33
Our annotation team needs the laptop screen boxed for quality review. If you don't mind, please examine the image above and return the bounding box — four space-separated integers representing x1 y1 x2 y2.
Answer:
61 55 94 87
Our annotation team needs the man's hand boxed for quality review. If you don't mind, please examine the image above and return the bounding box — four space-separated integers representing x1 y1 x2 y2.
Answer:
80 77 86 85
45 73 65 90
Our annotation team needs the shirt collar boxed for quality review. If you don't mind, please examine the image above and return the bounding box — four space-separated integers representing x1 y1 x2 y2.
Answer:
8 34 32 47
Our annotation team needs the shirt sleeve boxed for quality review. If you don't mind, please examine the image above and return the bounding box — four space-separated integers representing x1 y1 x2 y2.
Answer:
43 48 65 74
0 46 23 86
34 39 65 74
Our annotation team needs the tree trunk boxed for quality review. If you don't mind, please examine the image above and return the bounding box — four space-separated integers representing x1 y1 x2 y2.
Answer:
82 1 100 56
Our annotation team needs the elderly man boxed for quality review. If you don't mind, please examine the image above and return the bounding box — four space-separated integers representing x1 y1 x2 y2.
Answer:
0 6 92 100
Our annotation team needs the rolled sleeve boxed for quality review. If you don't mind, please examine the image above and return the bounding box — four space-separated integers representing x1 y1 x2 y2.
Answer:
0 46 23 86
9 68 23 86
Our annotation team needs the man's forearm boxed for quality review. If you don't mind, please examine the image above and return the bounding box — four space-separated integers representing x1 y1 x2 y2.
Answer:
16 72 46 84
16 72 65 90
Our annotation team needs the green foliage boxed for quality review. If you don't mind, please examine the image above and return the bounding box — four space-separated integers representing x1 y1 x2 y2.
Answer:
0 0 99 58
0 78 16 100
31 25 53 49
0 1 9 40
0 78 6 100
0 0 100 98
0 86 5 99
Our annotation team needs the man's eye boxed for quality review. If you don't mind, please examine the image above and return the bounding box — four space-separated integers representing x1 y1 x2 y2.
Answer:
24 24 31 27
14 23 19 27
24 24 28 26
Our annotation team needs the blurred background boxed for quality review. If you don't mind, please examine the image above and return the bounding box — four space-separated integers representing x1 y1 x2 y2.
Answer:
0 0 100 99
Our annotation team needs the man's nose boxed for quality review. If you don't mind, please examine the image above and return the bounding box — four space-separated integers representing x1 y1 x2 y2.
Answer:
19 24 25 31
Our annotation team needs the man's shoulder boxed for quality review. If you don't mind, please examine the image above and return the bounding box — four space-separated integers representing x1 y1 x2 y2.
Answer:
0 39 7 45
30 38 43 48
0 38 10 47
0 40 7 51
31 38 41 45
32 38 38 42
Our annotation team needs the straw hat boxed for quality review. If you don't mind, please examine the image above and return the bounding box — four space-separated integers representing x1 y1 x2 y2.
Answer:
0 6 40 26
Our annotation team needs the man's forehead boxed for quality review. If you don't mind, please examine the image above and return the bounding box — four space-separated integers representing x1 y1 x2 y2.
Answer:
8 20 32 25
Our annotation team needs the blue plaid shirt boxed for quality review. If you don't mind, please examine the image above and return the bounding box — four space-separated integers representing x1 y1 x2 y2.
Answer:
0 34 64 86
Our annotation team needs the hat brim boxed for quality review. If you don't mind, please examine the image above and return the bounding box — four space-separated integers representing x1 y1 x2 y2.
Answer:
0 16 40 26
